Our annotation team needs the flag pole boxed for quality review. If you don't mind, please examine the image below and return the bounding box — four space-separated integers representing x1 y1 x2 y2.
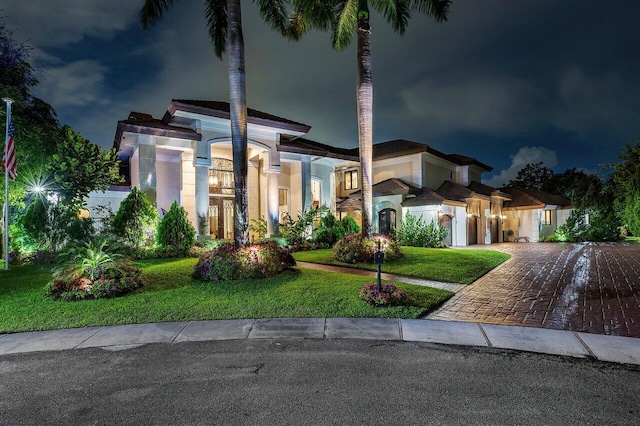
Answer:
3 97 12 271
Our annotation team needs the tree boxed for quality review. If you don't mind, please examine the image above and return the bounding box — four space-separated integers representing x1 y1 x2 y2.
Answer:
542 168 603 210
609 142 640 235
112 187 158 248
289 0 450 237
508 161 554 191
157 201 196 252
140 0 289 247
50 126 122 210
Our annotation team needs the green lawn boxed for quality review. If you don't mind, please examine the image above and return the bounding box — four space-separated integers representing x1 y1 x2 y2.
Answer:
293 246 510 284
0 258 453 333
625 237 640 244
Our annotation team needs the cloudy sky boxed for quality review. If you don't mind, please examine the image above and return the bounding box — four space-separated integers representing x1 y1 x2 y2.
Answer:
3 0 639 186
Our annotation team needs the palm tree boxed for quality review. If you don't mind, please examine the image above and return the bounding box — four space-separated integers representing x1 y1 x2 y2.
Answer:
290 0 450 237
140 0 288 247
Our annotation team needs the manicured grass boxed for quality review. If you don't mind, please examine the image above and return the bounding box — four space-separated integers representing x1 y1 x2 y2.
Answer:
625 237 640 244
293 246 510 284
0 258 452 333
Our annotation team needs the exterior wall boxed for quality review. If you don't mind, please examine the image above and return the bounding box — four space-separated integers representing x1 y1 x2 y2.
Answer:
424 162 455 190
85 189 130 220
156 159 181 213
557 209 572 228
453 206 467 246
372 154 421 187
336 164 361 199
402 205 467 246
180 153 197 228
310 162 334 209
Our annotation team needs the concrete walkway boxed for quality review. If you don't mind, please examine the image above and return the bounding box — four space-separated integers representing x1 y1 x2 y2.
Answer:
1 318 639 366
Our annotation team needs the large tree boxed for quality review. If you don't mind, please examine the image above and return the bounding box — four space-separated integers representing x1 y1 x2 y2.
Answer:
609 142 640 235
289 0 451 236
140 0 289 247
507 161 554 191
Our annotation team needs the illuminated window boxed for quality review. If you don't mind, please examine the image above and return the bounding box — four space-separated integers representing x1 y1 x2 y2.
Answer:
279 189 288 207
311 179 321 207
542 210 553 225
345 170 358 190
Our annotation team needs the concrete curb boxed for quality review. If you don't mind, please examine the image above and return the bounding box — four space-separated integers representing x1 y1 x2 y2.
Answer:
1 318 639 366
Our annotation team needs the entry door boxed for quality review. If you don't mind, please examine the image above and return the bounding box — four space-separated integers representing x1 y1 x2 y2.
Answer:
490 218 499 243
209 197 234 240
440 214 453 246
378 208 396 235
467 216 478 245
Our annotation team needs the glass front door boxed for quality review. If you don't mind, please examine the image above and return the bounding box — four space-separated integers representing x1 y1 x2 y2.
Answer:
209 197 234 240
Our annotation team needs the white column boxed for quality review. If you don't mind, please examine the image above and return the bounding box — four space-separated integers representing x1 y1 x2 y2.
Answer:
137 135 156 206
194 158 210 237
266 170 280 236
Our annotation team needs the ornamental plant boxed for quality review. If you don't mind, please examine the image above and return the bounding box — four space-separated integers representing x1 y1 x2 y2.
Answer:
193 241 296 281
157 201 196 253
395 212 449 248
359 283 408 307
46 238 143 301
312 211 346 248
332 233 402 264
112 187 158 248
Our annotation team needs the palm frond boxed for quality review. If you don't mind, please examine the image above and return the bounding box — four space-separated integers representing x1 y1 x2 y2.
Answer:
370 0 411 35
255 0 289 34
411 0 451 22
140 0 178 29
332 0 358 50
205 0 228 58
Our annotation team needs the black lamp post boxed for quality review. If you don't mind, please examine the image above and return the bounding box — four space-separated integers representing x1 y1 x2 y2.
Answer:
373 239 385 292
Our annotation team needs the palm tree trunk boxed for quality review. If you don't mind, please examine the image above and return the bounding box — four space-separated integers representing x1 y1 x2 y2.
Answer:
227 0 249 247
357 6 373 238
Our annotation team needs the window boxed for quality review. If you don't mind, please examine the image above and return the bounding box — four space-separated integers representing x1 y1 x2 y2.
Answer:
311 179 321 208
279 189 288 207
542 210 553 225
378 208 396 235
345 170 358 190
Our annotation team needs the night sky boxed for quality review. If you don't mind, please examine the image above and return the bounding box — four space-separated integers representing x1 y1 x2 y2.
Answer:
3 0 639 186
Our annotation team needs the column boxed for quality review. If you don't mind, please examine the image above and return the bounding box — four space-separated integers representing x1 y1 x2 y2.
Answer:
266 170 280 236
194 159 210 237
301 156 311 211
137 135 156 207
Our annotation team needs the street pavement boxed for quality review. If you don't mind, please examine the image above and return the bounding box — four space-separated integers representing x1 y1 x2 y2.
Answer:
429 242 640 337
1 339 639 425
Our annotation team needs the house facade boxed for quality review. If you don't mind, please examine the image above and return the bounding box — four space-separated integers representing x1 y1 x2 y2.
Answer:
90 99 571 245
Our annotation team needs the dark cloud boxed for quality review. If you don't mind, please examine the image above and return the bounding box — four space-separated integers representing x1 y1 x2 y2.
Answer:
3 0 639 183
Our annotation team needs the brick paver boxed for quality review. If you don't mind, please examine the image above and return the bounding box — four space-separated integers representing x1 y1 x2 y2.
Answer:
428 243 640 338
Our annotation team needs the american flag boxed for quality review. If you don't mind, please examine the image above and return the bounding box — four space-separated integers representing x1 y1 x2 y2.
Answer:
3 117 16 180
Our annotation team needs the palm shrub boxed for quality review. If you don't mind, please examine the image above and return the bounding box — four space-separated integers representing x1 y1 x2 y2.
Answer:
157 201 196 253
46 237 143 301
279 206 328 246
396 212 449 248
193 241 296 281
112 187 158 248
332 233 402 264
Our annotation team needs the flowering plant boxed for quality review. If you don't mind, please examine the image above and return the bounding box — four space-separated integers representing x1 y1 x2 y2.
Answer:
358 283 408 307
332 234 402 264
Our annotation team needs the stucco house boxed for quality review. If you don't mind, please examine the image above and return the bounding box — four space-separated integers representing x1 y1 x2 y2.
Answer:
88 99 572 246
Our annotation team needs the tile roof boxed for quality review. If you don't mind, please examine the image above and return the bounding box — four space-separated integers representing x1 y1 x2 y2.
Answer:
468 181 511 199
501 187 572 209
277 137 358 161
370 139 493 171
401 188 445 207
436 180 477 202
114 112 202 150
348 178 419 197
167 100 311 133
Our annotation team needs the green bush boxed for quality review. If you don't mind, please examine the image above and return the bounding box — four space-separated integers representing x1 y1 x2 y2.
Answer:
341 216 361 235
312 212 346 248
112 188 158 248
193 241 296 281
279 206 327 245
332 233 402 264
395 212 449 248
157 201 196 253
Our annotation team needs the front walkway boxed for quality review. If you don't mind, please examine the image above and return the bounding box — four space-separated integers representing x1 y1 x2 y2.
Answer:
428 242 640 338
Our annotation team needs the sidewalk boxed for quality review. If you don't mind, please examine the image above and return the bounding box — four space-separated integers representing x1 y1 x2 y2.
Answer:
1 318 639 366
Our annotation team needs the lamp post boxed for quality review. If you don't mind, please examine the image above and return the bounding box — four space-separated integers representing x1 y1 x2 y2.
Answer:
373 238 384 292
3 97 13 271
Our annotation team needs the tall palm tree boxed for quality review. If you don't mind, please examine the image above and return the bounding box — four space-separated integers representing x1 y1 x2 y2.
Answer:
141 0 288 247
290 0 450 237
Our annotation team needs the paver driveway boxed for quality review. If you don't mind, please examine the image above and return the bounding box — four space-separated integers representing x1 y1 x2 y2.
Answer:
428 242 640 338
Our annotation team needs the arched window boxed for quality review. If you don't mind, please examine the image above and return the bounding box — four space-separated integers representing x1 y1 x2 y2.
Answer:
209 158 234 195
378 208 396 235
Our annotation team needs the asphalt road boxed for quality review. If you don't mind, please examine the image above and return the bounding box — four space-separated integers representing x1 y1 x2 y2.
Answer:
1 339 638 425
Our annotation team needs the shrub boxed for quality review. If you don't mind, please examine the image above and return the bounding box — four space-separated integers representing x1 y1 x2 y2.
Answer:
359 283 408 307
28 250 56 264
157 201 196 253
341 216 360 235
112 187 158 248
193 241 296 281
312 212 346 248
46 238 143 301
279 206 327 245
332 233 402 264
249 216 268 239
395 212 449 248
